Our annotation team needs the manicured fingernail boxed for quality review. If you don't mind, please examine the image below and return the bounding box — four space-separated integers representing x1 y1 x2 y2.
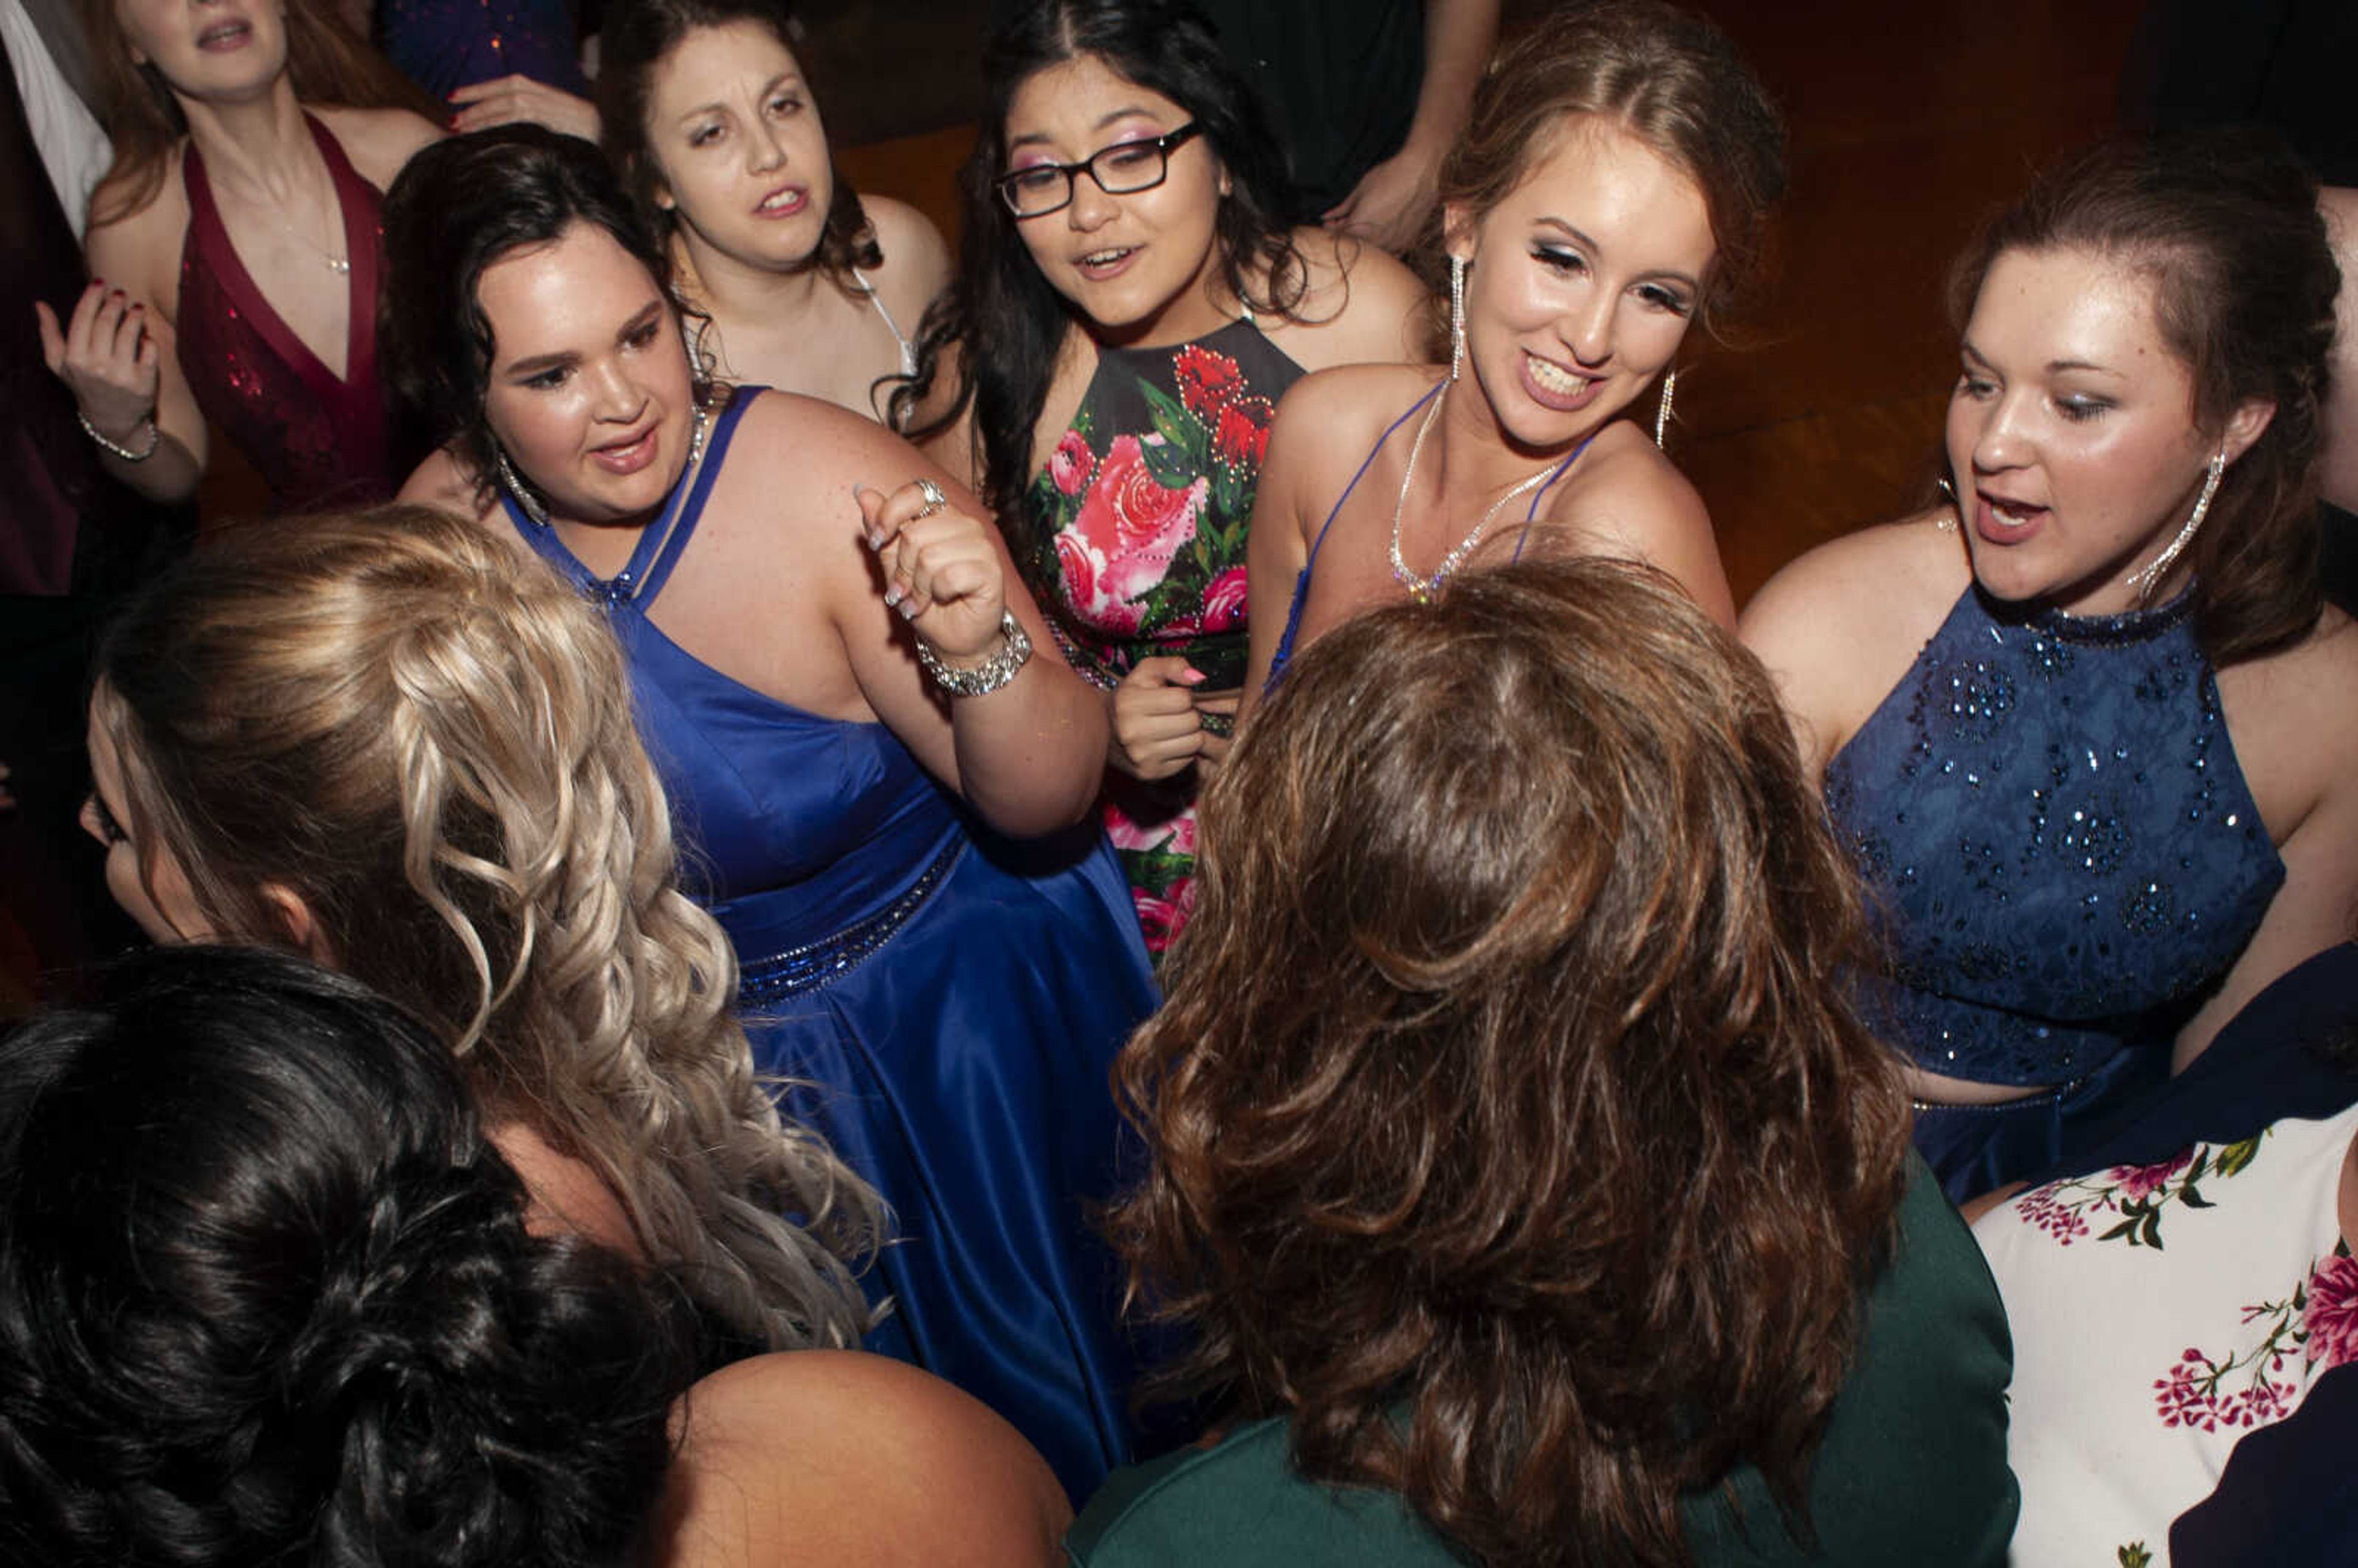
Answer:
882 585 903 608
1178 667 1207 686
896 599 919 621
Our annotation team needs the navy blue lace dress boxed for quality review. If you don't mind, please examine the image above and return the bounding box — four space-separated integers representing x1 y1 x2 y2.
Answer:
1824 585 2284 1199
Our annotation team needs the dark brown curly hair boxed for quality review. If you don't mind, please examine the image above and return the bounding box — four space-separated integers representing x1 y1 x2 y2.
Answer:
1109 557 1914 1568
1947 131 2338 666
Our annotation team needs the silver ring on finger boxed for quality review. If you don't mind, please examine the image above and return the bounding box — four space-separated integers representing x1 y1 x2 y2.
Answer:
911 476 947 520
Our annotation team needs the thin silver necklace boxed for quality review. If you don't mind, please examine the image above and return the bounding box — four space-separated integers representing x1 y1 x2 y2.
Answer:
1387 382 1570 605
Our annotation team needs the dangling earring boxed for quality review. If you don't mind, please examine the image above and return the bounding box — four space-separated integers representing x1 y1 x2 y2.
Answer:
2123 446 2225 602
1449 254 1467 382
492 442 550 527
1934 472 1961 532
1652 368 1678 448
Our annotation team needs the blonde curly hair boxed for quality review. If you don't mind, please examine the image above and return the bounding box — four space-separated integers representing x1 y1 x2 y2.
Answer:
92 505 879 1351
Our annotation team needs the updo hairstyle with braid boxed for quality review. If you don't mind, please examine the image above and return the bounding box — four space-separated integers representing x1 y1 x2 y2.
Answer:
88 505 879 1354
0 946 693 1567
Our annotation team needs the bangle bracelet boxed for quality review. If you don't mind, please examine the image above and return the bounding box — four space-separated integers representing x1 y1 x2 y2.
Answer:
79 409 160 462
915 608 1033 698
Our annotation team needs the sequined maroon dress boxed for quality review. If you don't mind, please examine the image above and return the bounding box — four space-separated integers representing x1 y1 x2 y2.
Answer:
176 114 395 514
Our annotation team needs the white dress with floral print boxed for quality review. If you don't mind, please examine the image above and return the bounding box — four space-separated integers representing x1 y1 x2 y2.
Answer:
1972 1102 2358 1566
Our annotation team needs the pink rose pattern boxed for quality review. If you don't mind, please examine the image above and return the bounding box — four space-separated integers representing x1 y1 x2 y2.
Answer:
1068 435 1207 607
1025 341 1284 955
1049 429 1093 495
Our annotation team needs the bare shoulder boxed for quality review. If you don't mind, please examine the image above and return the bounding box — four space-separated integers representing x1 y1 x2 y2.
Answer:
1275 359 1432 432
84 170 189 313
726 386 927 489
656 1350 1068 1568
313 104 446 191
1262 225 1428 371
1547 421 1708 535
860 195 953 314
701 390 948 562
2219 602 2358 760
1741 511 1967 653
1739 513 1971 768
395 445 493 518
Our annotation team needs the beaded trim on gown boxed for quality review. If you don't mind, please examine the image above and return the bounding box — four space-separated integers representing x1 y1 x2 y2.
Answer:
505 389 1161 1502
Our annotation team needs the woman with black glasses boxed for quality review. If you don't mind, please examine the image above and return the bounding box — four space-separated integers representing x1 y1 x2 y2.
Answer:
905 0 1424 957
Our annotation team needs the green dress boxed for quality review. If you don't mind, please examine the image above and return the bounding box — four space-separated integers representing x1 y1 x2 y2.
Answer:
1065 1157 2018 1566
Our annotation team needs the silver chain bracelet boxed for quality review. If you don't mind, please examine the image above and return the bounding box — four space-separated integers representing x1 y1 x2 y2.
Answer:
915 609 1032 698
79 409 161 462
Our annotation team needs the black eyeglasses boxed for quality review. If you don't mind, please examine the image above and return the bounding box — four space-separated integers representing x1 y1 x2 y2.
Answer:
995 122 1204 218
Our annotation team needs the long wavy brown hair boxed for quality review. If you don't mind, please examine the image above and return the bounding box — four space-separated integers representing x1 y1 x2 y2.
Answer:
92 506 881 1354
84 0 435 229
1110 557 1915 1567
1947 131 2338 665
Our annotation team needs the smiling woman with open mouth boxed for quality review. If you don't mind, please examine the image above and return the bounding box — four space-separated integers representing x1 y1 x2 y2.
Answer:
900 0 1428 958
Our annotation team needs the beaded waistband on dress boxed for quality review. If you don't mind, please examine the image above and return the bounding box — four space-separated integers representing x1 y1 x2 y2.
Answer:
736 836 965 1004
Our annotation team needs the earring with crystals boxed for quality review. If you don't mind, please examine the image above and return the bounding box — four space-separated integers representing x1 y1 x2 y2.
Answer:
1449 253 1467 382
1652 367 1678 448
2123 446 2225 602
492 441 550 527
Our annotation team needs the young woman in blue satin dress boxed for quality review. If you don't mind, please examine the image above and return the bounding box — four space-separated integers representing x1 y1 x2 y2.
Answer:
384 126 1159 1503
1742 134 2358 1203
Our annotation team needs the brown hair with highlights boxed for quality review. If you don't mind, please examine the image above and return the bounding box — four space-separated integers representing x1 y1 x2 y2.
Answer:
1947 131 2338 664
1438 0 1786 341
1110 557 1913 1567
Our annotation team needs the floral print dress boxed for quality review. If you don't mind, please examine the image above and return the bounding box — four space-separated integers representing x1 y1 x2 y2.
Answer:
1972 1101 2358 1566
1022 317 1303 955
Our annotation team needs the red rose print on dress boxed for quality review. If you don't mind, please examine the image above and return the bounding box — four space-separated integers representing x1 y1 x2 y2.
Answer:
1068 435 1207 606
1051 430 1094 496
1213 397 1271 473
1174 345 1243 419
1202 567 1248 634
2303 1253 2358 1370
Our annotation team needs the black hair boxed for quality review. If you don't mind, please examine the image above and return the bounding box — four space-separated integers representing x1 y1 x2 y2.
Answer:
598 0 883 285
379 125 709 505
898 0 1309 553
0 947 700 1567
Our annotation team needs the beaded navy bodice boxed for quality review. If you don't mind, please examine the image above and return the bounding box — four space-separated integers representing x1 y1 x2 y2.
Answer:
1824 585 2284 1086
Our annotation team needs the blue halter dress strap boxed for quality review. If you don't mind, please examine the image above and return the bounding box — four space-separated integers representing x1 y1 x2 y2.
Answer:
1265 379 1443 689
504 390 754 607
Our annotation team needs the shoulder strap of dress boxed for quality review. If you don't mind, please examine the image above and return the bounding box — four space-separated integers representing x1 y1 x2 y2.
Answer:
1506 432 1600 563
179 133 218 243
636 387 760 606
1303 379 1442 576
852 267 919 376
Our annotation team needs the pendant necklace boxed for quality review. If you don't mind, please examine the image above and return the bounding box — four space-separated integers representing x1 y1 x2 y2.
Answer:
1387 382 1574 605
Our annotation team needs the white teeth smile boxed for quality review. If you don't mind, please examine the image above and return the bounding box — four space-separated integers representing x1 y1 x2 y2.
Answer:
1080 248 1133 267
1986 498 2041 527
1525 354 1592 396
758 190 800 212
